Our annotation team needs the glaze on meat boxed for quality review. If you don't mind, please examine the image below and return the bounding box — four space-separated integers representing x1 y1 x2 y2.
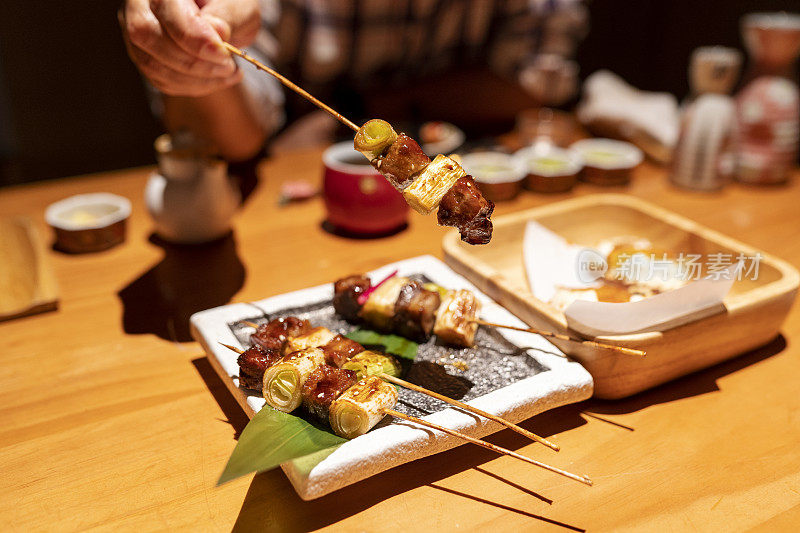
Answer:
333 275 371 322
302 365 358 421
372 133 431 190
393 280 441 341
237 345 282 390
251 316 312 351
321 334 364 367
437 176 494 245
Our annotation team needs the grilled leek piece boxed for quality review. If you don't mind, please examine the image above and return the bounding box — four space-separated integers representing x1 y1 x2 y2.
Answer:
433 289 481 347
359 276 408 330
402 154 466 214
329 376 398 439
283 326 336 355
262 348 326 412
354 119 397 160
341 350 401 380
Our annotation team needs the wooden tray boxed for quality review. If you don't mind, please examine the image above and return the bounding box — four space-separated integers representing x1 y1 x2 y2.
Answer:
443 194 799 399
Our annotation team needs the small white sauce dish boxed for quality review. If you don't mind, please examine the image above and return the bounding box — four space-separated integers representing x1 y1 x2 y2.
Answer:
514 145 583 193
460 151 527 202
569 138 644 186
45 193 131 253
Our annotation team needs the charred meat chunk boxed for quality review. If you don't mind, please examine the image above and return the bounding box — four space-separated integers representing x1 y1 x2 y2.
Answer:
437 176 494 245
251 316 312 351
237 345 282 390
393 281 441 341
302 365 358 422
372 133 431 190
333 275 371 322
321 334 364 367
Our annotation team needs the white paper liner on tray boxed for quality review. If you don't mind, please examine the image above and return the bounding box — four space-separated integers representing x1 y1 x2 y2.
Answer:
523 221 740 337
191 255 593 500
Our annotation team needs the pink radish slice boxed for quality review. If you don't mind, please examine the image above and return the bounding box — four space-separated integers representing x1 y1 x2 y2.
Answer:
357 270 398 306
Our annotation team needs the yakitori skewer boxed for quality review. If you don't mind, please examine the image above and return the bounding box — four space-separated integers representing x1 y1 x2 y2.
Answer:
226 42 494 245
385 408 592 486
219 342 591 485
223 42 358 132
237 321 559 451
471 319 646 357
333 274 646 356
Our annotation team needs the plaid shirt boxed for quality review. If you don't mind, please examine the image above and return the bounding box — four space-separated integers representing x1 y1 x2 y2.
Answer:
239 0 587 132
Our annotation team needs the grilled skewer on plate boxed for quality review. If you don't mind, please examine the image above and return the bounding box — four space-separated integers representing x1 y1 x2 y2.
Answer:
233 317 561 451
333 273 481 347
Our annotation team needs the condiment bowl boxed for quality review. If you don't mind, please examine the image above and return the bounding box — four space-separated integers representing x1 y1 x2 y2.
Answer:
514 145 583 193
45 193 131 253
460 152 526 202
569 138 644 186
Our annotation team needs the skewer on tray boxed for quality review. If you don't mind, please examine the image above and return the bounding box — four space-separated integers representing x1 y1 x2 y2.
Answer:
333 271 645 356
224 42 494 245
220 341 591 486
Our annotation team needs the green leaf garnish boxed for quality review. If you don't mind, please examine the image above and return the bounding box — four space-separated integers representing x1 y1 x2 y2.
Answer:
217 405 346 485
345 329 419 360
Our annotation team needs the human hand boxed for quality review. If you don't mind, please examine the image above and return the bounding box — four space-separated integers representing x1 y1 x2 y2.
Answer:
120 0 261 97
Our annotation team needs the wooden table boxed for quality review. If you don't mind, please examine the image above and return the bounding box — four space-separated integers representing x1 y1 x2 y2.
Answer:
1 149 799 532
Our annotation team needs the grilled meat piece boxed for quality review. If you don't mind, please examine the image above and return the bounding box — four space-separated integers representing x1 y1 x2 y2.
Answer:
238 372 263 390
393 281 441 341
333 275 371 322
321 334 364 367
302 365 358 422
237 345 282 390
372 133 431 190
251 316 312 351
437 176 494 245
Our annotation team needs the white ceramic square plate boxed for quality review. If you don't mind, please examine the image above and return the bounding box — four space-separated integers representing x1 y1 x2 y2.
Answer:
191 255 593 499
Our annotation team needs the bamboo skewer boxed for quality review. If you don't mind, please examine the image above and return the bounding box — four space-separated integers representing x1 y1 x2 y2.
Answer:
218 342 591 486
223 42 359 132
471 319 646 357
227 332 558 450
379 373 559 451
239 322 556 449
384 408 592 486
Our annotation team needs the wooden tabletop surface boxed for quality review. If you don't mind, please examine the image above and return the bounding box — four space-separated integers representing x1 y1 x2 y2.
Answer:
1 148 799 532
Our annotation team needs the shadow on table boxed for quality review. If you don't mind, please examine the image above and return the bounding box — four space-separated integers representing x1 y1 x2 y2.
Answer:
320 220 409 240
584 334 787 416
192 357 250 439
191 348 588 531
117 233 246 342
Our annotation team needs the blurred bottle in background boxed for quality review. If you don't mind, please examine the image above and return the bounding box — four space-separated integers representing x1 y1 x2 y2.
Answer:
670 47 741 191
735 12 800 185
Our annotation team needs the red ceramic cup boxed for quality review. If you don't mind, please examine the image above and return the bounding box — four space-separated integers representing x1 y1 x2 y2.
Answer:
322 141 409 235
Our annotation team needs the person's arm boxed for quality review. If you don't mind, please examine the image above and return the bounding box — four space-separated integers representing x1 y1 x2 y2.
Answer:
120 0 272 161
161 86 267 161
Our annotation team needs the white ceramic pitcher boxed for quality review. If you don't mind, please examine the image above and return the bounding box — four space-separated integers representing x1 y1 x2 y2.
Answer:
145 133 240 244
